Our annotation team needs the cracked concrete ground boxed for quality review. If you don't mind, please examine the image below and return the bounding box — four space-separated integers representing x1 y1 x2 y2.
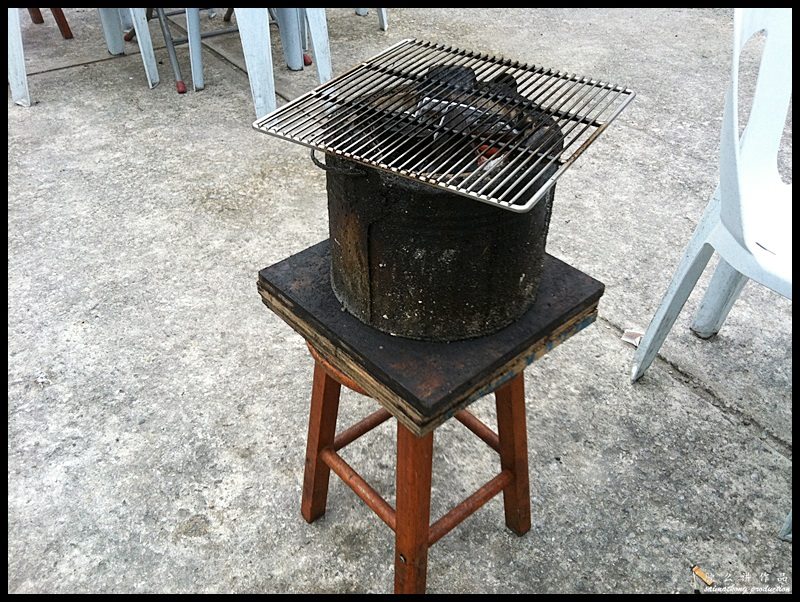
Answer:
8 8 791 594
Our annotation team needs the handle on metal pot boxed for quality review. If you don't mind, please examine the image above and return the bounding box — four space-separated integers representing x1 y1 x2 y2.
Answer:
310 149 367 177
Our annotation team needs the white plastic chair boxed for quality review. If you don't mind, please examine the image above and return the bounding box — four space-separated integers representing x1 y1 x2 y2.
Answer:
181 8 331 118
631 8 792 382
8 8 159 106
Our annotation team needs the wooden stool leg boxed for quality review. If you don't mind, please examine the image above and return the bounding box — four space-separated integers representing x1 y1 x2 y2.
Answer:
394 424 434 594
28 8 45 24
301 361 341 523
49 8 73 39
495 373 531 535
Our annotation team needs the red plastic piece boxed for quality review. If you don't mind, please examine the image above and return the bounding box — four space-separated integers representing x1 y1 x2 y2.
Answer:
303 53 313 66
176 80 187 94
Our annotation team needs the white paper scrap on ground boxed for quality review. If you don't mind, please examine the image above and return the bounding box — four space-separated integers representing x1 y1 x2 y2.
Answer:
621 329 644 348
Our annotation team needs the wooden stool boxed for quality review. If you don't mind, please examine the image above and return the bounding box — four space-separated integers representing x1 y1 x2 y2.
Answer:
304 342 531 593
258 240 604 594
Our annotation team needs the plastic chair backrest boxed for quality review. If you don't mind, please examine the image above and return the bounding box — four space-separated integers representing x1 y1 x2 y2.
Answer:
718 8 792 246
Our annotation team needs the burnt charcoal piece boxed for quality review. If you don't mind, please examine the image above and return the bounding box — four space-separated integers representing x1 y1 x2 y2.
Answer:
423 64 478 90
483 72 519 97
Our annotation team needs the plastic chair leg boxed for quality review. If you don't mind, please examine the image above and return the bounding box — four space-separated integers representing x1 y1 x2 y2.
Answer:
305 8 332 83
7 8 31 107
690 259 748 339
300 11 309 52
119 7 133 31
98 8 125 55
186 8 204 91
274 8 304 71
631 213 718 382
128 8 160 88
355 8 388 30
234 8 276 119
779 510 792 542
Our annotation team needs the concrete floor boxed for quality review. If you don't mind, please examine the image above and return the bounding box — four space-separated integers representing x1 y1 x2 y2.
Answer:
7 8 792 594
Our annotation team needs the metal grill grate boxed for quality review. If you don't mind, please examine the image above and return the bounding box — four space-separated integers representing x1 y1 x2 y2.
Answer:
253 39 635 213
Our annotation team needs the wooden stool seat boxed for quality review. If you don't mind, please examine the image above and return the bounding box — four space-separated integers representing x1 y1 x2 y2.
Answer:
258 240 604 594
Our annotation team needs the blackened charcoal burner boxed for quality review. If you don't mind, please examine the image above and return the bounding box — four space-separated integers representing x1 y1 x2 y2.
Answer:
254 39 634 341
325 152 556 340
